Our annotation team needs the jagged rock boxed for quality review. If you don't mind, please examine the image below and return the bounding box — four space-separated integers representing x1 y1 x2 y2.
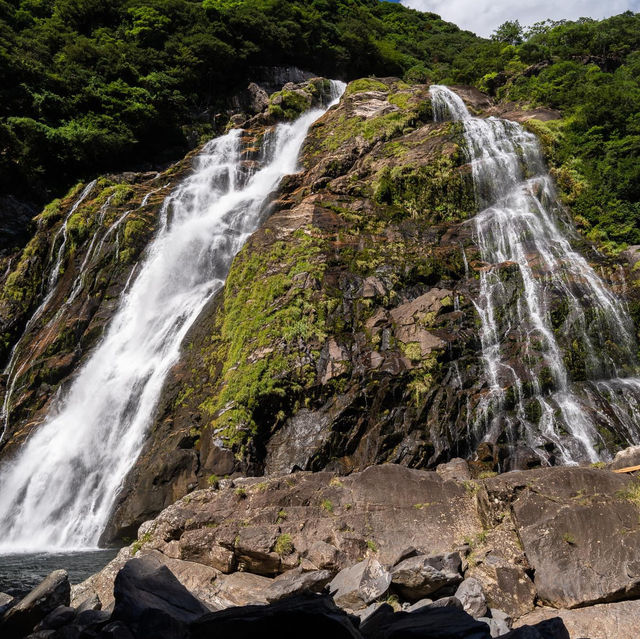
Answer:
235 525 281 575
455 578 488 618
466 552 536 618
329 558 391 610
111 557 209 633
1 570 70 638
190 593 361 639
359 603 491 639
515 600 640 639
436 458 472 482
265 568 332 602
390 552 463 601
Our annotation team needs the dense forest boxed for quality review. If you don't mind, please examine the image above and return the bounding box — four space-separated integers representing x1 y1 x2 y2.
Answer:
0 0 639 248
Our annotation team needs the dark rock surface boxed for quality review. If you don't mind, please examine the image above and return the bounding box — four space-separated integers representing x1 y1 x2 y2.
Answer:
0 570 70 638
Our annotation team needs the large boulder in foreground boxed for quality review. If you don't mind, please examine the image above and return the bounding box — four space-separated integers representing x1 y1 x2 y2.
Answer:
0 569 70 638
481 468 640 608
111 556 209 635
516 600 640 639
190 593 361 639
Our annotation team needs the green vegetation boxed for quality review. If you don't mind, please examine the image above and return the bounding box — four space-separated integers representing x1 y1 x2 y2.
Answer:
321 498 334 513
274 533 294 555
447 12 640 250
0 0 479 206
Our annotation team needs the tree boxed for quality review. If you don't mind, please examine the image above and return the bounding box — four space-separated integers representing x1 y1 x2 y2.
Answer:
492 20 523 46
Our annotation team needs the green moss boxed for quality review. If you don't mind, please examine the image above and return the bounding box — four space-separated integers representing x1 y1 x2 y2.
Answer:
373 153 475 222
321 499 334 514
199 229 331 449
131 531 152 555
269 89 311 121
345 78 388 96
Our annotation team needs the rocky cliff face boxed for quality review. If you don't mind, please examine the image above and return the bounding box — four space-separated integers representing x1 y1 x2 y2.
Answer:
0 77 637 542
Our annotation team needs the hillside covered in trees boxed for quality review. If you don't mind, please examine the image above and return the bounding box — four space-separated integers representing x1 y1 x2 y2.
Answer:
1 1 638 250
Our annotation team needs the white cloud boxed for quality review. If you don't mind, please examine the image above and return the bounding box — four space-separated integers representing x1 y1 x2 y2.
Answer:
399 0 640 37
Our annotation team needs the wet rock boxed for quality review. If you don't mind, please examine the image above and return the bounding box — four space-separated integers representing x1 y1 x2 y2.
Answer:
455 578 487 618
190 593 361 639
329 558 391 610
390 552 462 601
1 569 70 638
359 603 491 639
111 557 209 633
265 568 332 602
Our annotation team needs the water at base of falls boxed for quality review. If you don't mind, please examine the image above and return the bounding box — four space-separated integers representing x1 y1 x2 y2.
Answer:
0 81 346 553
430 85 640 465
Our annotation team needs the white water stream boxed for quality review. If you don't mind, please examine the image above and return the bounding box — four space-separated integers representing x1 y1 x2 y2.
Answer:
431 85 640 464
0 82 345 552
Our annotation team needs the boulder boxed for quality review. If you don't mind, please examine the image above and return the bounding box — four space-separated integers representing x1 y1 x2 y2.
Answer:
359 603 491 639
484 468 640 608
427 596 463 610
1 569 70 638
190 593 361 639
307 541 345 573
111 557 209 634
391 552 462 601
610 445 640 470
265 568 332 602
211 572 272 607
455 578 488 618
467 553 536 618
329 559 391 610
516 600 640 639
436 458 472 482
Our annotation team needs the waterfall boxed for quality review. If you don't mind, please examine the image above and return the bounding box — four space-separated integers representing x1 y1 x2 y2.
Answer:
0 81 346 552
430 85 640 465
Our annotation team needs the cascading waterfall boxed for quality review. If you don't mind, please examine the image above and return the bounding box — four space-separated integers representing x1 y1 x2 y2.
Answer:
430 85 640 465
0 81 345 552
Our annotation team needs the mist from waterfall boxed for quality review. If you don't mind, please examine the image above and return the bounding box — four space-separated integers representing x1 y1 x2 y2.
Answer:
0 81 345 552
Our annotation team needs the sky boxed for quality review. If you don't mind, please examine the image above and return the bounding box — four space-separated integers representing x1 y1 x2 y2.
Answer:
391 0 640 37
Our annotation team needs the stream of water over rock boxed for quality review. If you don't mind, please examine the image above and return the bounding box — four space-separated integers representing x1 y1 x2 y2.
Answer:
0 81 346 552
430 85 640 466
